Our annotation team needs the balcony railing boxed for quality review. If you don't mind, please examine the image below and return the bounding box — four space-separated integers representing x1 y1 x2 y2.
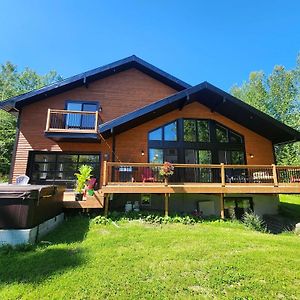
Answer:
102 162 300 187
45 109 100 133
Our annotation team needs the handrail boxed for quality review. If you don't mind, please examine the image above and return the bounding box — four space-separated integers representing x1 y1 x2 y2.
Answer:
103 161 300 187
45 108 101 133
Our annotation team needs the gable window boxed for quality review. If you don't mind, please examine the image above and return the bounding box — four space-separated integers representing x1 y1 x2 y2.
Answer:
184 120 197 142
164 122 177 141
66 101 98 129
148 121 178 142
148 127 163 141
216 124 229 143
148 119 245 166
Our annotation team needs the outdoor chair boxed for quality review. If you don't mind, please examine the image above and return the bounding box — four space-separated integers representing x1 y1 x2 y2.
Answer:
252 171 273 183
16 175 30 185
141 167 155 183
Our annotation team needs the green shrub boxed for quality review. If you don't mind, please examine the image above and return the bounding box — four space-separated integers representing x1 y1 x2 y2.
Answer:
93 211 203 225
93 216 111 225
242 211 267 232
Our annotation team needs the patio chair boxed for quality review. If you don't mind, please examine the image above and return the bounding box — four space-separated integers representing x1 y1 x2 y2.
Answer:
252 171 273 182
141 167 155 183
16 175 30 185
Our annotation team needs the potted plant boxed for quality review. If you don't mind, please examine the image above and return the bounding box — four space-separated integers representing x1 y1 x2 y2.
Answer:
74 165 93 201
159 161 174 186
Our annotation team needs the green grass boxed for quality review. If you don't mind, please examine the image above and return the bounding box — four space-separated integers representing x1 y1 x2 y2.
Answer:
0 216 299 300
279 194 300 221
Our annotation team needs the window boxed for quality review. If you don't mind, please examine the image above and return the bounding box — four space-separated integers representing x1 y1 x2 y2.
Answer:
216 124 229 143
184 120 197 142
231 151 245 164
149 149 163 163
29 152 100 189
230 132 243 144
149 128 162 141
66 101 98 129
197 120 210 142
148 121 177 141
164 122 177 141
148 119 245 166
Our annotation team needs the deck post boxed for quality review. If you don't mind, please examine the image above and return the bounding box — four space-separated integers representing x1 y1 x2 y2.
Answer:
221 163 225 187
164 193 169 217
272 164 278 187
45 108 51 131
104 193 109 216
103 160 107 186
220 193 225 219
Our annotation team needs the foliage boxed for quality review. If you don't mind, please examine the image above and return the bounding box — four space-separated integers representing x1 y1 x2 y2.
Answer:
231 54 300 165
74 164 93 193
95 211 215 225
0 214 299 299
0 62 62 176
159 161 174 177
242 211 267 232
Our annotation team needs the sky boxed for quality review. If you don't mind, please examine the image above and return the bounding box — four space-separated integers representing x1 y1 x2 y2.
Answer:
0 0 299 91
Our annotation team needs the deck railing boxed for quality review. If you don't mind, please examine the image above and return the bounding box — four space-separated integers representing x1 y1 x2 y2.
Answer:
45 109 100 133
102 161 300 187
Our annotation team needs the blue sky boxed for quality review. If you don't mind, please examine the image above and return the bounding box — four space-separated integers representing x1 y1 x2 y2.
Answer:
0 0 299 91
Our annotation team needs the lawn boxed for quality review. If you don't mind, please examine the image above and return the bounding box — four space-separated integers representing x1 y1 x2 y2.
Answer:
0 215 299 300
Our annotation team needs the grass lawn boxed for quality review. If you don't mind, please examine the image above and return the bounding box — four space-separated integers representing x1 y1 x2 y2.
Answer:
0 215 299 300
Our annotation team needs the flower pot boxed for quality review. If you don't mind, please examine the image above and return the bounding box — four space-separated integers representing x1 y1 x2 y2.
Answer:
75 193 83 201
87 189 94 196
164 176 168 186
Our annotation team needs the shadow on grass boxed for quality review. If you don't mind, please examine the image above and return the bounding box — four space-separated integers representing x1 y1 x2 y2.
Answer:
279 202 300 222
42 215 90 244
0 248 84 284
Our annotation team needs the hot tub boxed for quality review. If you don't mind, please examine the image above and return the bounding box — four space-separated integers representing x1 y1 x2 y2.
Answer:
0 185 64 245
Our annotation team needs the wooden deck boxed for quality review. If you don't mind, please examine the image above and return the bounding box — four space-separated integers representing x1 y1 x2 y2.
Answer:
62 191 104 209
101 182 300 194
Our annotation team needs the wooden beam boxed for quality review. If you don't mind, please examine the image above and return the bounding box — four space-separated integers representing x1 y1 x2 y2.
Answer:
104 193 110 216
221 163 225 187
220 193 225 219
164 193 169 217
272 164 278 187
45 108 51 131
102 160 107 186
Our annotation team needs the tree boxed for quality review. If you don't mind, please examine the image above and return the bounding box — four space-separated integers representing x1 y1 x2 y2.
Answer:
231 54 300 165
0 62 62 179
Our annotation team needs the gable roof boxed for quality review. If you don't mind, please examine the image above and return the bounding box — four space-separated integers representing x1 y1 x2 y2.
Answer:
99 81 300 144
0 55 191 114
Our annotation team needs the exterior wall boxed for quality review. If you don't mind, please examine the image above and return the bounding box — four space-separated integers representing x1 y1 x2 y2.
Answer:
111 193 278 216
114 101 275 165
12 68 177 181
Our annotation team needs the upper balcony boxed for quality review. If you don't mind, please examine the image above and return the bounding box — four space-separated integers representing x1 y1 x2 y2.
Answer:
45 109 102 141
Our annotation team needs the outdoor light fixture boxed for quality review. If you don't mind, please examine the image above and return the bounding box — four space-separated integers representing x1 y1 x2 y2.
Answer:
141 150 145 156
249 153 254 159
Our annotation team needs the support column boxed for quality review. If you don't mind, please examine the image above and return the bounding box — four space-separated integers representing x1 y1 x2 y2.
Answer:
164 193 169 217
220 193 225 219
104 193 110 216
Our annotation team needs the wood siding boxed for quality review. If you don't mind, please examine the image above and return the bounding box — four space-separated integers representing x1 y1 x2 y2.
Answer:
114 102 274 165
12 69 274 185
12 68 177 181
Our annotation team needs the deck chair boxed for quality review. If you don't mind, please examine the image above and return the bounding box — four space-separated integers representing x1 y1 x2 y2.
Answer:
16 175 30 185
141 168 155 183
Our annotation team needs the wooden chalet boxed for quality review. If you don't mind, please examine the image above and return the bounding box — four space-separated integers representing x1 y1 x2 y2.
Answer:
1 55 300 218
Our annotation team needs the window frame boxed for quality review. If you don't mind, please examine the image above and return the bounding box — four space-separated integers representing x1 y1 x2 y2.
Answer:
148 118 246 165
26 151 101 190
